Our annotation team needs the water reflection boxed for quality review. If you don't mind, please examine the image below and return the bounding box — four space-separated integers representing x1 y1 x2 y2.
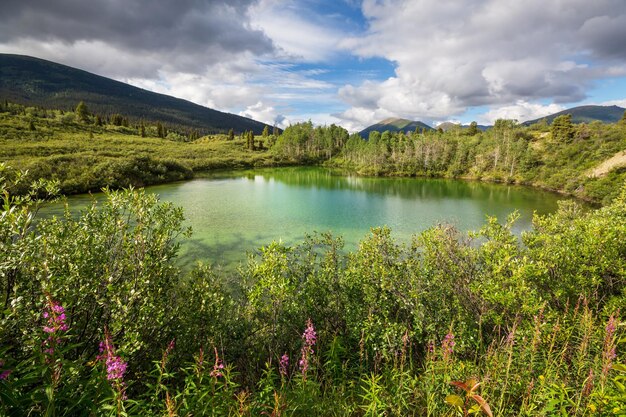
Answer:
43 167 573 270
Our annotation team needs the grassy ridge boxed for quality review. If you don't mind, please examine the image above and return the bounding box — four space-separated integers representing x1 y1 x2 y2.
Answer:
0 103 280 194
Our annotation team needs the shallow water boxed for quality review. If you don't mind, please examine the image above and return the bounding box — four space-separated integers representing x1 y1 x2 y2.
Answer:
41 167 570 269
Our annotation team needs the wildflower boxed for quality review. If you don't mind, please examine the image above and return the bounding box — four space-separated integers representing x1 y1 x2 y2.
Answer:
303 319 317 349
0 359 11 380
442 332 455 359
161 338 176 368
42 298 69 358
299 319 316 377
210 347 225 378
602 313 619 379
99 330 127 382
279 353 289 377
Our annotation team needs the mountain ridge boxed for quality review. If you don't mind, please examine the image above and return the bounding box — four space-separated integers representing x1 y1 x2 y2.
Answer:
359 117 433 138
523 105 625 125
0 53 272 134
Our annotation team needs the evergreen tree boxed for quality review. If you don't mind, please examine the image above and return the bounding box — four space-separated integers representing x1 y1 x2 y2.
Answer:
228 128 235 141
75 101 90 123
620 110 626 125
140 123 146 138
551 114 574 142
468 121 479 136
95 115 103 126
273 125 279 137
262 126 269 138
157 122 164 138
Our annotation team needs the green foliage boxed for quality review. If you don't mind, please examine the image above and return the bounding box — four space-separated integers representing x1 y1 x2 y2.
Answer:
75 101 90 123
2 172 626 415
551 114 574 142
0 103 284 194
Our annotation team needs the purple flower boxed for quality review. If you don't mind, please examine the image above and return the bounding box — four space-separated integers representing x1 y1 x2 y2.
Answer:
602 313 620 379
106 355 127 381
0 359 10 380
99 331 127 382
302 319 317 349
279 353 289 377
42 298 69 358
210 347 225 378
441 332 455 360
299 319 316 377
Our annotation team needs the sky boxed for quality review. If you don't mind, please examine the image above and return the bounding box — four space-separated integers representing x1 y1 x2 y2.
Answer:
1 0 626 132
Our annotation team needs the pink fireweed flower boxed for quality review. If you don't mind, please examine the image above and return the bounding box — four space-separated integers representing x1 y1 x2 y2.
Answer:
279 353 289 377
210 347 225 378
42 298 69 358
0 359 11 380
299 319 316 377
602 313 619 379
441 332 455 360
99 331 127 382
161 338 176 369
302 319 317 351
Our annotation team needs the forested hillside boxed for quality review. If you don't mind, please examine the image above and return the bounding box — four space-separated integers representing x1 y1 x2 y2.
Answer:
0 54 273 135
273 115 626 204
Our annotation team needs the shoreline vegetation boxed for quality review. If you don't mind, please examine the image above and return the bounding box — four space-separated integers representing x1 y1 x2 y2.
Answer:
1 101 626 204
1 172 626 415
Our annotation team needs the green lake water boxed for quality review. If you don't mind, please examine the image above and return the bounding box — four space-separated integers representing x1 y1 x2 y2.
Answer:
42 167 569 269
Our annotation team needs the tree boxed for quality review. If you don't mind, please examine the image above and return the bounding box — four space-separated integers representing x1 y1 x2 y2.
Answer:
467 121 479 136
550 114 574 142
262 126 269 138
157 122 164 138
620 110 626 125
95 115 103 126
140 123 146 138
75 101 90 123
228 128 235 141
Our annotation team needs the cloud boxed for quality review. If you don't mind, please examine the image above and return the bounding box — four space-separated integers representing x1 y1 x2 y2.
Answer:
250 0 346 62
0 0 274 76
477 101 565 125
335 0 626 129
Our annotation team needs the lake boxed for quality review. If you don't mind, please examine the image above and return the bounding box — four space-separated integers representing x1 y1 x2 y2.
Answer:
42 167 568 269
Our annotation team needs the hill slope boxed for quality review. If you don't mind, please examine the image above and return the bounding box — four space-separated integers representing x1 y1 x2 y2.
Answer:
360 117 433 138
523 105 625 125
0 54 271 134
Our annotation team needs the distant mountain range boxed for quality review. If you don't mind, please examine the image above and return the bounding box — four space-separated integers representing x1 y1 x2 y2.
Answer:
360 105 625 138
522 105 625 125
359 118 433 138
0 54 272 134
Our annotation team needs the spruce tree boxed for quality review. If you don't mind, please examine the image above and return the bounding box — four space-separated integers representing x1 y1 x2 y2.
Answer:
75 101 90 123
228 128 235 141
551 114 574 142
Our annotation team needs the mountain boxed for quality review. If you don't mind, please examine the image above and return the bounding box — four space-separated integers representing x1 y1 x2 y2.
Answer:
523 105 625 126
0 54 272 134
437 122 491 132
360 117 433 138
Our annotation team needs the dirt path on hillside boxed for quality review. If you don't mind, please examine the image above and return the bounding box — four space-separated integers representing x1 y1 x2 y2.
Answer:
588 150 626 177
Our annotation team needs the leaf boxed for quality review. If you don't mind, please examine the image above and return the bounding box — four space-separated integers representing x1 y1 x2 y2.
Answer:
471 394 493 417
613 364 626 373
445 394 464 408
451 380 469 392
